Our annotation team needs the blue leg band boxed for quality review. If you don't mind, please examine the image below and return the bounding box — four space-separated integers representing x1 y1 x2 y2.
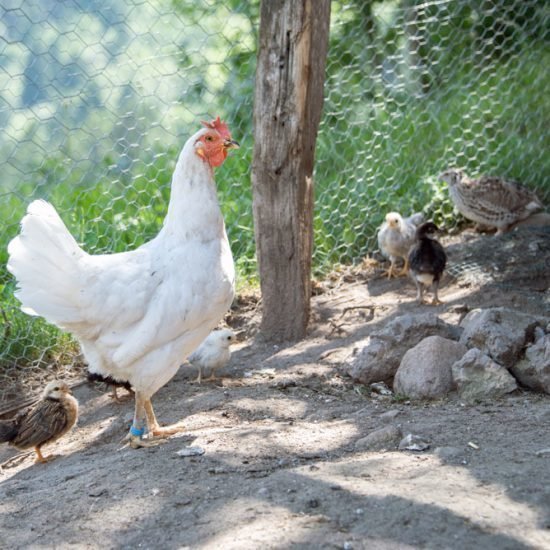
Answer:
130 425 145 437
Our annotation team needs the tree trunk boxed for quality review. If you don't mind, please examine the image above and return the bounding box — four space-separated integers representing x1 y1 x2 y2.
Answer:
252 0 331 342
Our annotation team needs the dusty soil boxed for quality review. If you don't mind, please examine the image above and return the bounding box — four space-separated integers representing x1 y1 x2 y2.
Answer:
1 227 549 550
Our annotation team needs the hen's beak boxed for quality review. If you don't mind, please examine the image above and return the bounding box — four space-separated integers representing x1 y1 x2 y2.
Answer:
224 139 240 150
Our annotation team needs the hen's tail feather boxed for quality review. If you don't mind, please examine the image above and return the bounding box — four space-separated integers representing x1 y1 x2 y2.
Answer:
7 200 86 326
0 420 18 443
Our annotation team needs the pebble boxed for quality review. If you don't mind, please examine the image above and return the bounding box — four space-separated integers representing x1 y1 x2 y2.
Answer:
176 446 205 457
398 434 430 452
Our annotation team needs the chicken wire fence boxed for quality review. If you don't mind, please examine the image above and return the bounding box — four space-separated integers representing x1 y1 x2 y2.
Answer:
0 0 548 406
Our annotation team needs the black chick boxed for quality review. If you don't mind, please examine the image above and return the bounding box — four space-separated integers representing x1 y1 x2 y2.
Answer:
0 380 78 463
408 222 447 305
87 372 134 402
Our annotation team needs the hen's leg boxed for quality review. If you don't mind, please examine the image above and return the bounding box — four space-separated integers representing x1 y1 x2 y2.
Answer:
431 281 443 305
194 367 202 384
383 258 396 279
397 258 409 277
144 398 185 438
110 386 133 402
126 391 161 448
204 372 218 382
414 280 424 304
34 446 50 463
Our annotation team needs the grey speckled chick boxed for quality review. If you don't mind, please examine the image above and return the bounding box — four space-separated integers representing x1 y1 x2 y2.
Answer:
377 211 424 278
188 329 236 383
440 168 542 234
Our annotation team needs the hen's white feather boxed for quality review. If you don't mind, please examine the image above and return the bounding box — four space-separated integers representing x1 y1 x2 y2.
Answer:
8 125 236 398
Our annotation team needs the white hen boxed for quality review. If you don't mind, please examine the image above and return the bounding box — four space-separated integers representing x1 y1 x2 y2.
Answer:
7 117 239 448
188 328 235 383
377 212 424 278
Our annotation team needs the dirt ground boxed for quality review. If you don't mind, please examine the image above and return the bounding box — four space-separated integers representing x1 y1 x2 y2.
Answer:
1 227 549 550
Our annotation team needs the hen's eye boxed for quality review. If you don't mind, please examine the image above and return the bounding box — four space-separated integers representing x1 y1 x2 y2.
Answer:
205 136 213 142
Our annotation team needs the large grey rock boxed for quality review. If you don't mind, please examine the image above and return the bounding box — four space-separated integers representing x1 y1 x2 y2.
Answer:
346 314 462 385
452 348 518 402
510 328 550 394
459 308 543 368
354 425 403 452
393 336 467 399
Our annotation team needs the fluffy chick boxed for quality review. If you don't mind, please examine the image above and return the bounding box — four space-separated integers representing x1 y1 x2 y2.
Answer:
0 380 78 463
439 168 543 234
188 329 236 383
408 222 447 305
378 212 424 278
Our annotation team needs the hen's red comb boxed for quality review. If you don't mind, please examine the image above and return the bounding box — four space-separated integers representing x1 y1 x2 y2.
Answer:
201 116 231 140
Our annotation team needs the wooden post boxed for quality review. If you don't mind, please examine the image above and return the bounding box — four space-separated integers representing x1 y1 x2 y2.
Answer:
252 0 331 342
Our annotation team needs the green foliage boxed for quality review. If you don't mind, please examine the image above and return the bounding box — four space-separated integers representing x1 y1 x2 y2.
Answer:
1 0 549 369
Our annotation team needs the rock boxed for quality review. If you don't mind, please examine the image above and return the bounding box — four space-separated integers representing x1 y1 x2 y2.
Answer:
345 313 462 385
354 425 403 452
509 212 550 230
379 410 400 423
399 434 430 451
459 308 544 368
452 348 518 402
393 336 467 399
510 329 550 394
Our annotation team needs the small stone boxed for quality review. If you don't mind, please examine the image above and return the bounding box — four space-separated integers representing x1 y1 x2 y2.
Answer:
176 446 205 457
355 425 403 452
88 488 107 498
370 382 393 395
399 434 430 451
307 498 320 508
535 448 550 457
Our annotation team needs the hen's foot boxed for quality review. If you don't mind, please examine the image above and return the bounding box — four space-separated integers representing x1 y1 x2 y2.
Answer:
34 448 56 463
111 387 133 402
126 433 165 449
149 421 186 438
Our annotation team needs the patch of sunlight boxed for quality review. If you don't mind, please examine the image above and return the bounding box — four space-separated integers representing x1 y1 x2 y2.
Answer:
301 454 550 549
199 498 317 550
268 419 359 455
230 396 308 418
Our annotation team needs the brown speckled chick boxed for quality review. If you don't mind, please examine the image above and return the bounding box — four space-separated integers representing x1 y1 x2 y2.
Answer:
0 380 78 463
440 168 542 234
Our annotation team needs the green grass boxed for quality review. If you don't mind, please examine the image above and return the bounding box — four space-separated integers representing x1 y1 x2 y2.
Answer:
1 46 549 370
